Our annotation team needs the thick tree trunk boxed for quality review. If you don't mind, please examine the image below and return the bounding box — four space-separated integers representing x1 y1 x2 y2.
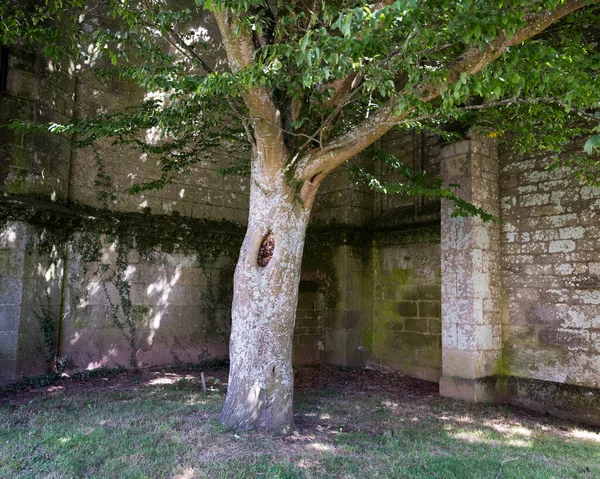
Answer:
219 173 311 435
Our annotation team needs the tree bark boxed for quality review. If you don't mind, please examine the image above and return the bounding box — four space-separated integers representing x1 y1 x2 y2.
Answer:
219 171 312 435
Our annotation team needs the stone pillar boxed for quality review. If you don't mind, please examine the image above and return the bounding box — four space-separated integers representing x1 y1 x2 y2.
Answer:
439 137 502 402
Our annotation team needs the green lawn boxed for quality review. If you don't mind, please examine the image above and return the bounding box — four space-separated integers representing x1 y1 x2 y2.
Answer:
0 368 598 478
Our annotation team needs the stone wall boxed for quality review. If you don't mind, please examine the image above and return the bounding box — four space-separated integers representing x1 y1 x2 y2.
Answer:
0 46 73 199
368 130 444 380
0 222 65 379
1 38 445 382
500 144 600 390
0 203 341 382
3 31 600 427
61 232 237 371
371 227 442 381
0 223 27 382
437 135 600 424
293 281 326 366
0 39 335 381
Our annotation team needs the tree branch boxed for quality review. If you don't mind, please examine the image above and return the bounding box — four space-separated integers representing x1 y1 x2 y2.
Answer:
398 97 600 125
212 8 287 181
295 0 597 181
319 0 396 109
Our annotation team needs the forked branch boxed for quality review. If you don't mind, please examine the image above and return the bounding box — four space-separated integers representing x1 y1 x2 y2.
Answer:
295 0 597 183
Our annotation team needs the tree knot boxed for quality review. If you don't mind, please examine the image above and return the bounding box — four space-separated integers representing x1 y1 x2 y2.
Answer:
257 232 275 267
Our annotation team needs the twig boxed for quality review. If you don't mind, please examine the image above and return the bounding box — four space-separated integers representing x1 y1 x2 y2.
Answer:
494 456 522 479
200 372 207 393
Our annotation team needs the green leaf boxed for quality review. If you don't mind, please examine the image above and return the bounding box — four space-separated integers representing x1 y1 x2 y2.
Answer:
584 134 600 155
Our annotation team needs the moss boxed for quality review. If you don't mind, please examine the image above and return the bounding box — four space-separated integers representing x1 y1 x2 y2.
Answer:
361 329 374 353
505 376 600 424
0 193 245 262
4 168 28 194
391 268 414 286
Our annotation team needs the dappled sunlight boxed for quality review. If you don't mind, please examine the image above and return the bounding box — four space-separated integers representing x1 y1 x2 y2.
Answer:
146 265 181 300
381 400 399 409
451 429 533 448
2 368 600 478
145 126 163 145
85 346 119 370
0 224 18 245
46 385 64 393
175 467 196 479
70 331 81 345
182 396 211 406
571 429 600 443
438 414 475 424
85 361 105 370
36 260 59 282
308 442 334 452
78 280 102 309
81 42 100 67
505 438 532 448
145 265 181 346
147 373 189 385
484 421 533 438
187 26 210 44
124 265 136 280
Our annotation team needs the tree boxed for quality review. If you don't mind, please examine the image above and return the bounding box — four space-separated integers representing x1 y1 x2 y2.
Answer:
2 0 600 434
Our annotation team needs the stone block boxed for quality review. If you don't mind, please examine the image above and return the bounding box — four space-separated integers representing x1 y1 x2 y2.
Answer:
549 240 576 253
418 301 441 318
442 349 491 379
403 317 428 333
439 375 500 403
0 359 17 382
396 301 418 317
428 318 442 334
0 305 21 332
538 328 590 351
382 318 404 331
324 349 347 367
0 332 18 360
402 284 441 301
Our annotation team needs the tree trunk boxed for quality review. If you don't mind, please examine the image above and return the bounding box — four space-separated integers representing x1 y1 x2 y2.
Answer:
219 172 312 435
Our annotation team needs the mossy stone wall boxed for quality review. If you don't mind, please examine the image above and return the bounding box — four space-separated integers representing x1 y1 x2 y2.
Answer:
371 226 442 381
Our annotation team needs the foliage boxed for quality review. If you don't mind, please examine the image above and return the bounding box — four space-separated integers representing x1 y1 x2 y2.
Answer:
99 234 139 368
32 295 59 373
1 0 599 206
349 148 497 221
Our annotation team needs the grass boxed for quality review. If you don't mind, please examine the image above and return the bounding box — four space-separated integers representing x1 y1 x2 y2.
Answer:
0 368 599 478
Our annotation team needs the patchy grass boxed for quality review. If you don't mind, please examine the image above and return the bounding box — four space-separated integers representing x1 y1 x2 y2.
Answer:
1 368 599 478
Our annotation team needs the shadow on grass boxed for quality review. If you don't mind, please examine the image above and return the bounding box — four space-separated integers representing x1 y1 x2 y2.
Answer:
1 368 599 478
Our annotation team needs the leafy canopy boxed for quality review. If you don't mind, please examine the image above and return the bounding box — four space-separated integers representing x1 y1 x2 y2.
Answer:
2 0 599 209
